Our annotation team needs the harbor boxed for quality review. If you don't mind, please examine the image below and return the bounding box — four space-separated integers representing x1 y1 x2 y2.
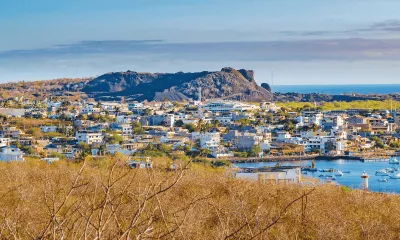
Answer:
229 153 400 164
234 158 400 194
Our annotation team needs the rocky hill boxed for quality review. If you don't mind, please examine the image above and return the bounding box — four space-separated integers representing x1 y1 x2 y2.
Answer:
81 67 272 102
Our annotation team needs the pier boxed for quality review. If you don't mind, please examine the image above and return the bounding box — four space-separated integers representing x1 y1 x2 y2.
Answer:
315 155 363 161
361 158 390 162
228 154 318 163
227 152 399 164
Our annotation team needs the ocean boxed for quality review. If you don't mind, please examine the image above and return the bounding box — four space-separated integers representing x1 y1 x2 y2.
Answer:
273 84 400 95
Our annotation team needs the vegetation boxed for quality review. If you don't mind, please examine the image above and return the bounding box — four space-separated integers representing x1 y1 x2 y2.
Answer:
277 100 400 112
132 121 145 135
107 134 124 144
0 158 398 239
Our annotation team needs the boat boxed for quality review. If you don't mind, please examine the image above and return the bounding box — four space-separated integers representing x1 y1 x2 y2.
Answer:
389 158 399 164
386 168 395 173
325 177 336 182
320 168 335 173
302 161 318 172
375 169 389 176
303 167 318 172
378 179 388 182
335 170 343 177
389 173 400 179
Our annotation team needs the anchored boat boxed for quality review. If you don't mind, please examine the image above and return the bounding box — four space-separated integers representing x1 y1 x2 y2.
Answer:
375 169 389 176
389 158 399 164
389 173 400 179
335 170 343 177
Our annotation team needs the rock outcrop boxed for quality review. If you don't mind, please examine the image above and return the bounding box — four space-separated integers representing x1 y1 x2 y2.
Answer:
82 68 272 102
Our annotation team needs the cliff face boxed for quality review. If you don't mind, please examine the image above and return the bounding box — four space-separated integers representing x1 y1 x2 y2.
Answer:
82 68 272 102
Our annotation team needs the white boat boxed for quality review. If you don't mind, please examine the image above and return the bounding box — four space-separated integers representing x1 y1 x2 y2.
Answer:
386 168 395 173
389 158 399 164
375 169 389 176
389 173 400 179
378 179 388 182
335 170 343 177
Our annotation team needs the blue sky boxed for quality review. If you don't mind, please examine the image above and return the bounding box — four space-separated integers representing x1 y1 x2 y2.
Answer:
2 0 400 85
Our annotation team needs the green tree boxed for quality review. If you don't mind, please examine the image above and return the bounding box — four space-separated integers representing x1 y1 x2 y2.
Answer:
371 136 385 149
174 120 184 127
283 121 294 133
77 142 91 158
184 123 198 133
389 141 400 149
107 134 124 144
310 123 319 132
249 145 261 157
142 108 152 116
158 144 172 153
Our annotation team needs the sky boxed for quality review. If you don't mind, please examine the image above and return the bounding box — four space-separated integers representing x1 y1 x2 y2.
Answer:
2 0 400 85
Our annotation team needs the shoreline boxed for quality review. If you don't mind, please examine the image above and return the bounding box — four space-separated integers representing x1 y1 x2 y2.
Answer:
228 154 398 163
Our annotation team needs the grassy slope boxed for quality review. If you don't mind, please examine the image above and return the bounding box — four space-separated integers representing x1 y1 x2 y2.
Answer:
277 100 400 111
0 157 399 239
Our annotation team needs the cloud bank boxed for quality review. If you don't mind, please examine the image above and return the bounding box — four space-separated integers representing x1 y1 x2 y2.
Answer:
3 38 400 62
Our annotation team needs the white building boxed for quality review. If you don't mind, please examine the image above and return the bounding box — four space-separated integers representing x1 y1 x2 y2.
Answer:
0 138 10 147
0 147 24 162
120 124 133 136
163 114 175 127
213 115 233 125
202 101 257 113
234 166 302 184
199 132 221 149
128 102 145 113
116 115 132 124
75 130 103 144
46 101 62 108
276 132 292 142
211 147 234 158
40 125 58 133
80 104 100 114
260 102 278 112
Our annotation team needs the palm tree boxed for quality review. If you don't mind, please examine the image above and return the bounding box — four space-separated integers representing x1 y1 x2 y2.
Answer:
115 107 121 116
212 120 220 128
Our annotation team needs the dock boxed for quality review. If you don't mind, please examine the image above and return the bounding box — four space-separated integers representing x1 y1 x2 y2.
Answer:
315 155 362 161
228 154 318 163
361 158 390 162
228 154 395 164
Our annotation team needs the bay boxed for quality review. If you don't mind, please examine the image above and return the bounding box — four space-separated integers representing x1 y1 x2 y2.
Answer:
235 160 400 194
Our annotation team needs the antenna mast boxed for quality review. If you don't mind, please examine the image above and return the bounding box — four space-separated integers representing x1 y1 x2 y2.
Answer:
198 87 202 102
271 71 274 102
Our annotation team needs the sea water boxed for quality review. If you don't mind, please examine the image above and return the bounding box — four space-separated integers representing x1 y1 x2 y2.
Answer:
235 160 400 194
273 84 400 95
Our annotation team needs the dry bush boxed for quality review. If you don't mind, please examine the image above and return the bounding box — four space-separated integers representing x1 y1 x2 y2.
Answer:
0 157 399 239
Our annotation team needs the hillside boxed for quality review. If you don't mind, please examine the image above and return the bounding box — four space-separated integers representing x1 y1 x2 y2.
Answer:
81 67 272 101
0 157 399 239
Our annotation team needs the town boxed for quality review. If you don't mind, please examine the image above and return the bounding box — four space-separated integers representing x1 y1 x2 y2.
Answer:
1 92 400 166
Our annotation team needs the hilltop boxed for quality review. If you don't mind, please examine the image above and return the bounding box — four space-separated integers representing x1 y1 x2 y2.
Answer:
1 69 399 103
81 67 272 101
